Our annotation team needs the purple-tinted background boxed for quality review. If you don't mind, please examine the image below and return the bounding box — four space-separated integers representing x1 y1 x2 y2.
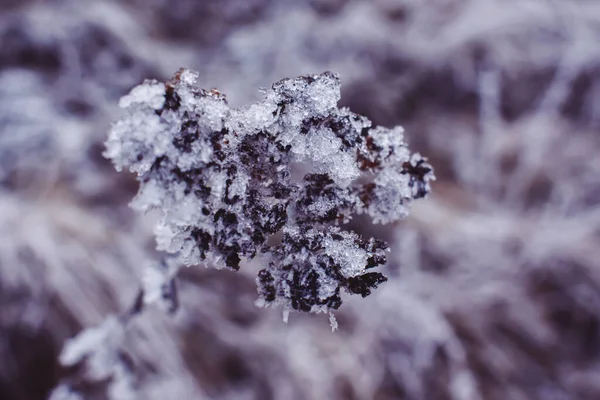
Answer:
1 1 600 399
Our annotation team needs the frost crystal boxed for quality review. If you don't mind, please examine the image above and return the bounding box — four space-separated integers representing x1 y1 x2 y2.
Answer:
105 68 434 315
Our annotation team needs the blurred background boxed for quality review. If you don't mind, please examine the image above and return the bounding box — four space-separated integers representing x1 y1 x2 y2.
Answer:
1 0 600 399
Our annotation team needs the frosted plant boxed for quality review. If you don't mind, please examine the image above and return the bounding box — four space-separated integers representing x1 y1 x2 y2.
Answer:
105 68 434 318
53 314 137 400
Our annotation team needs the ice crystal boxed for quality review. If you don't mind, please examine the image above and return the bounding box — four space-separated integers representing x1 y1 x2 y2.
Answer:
105 68 434 315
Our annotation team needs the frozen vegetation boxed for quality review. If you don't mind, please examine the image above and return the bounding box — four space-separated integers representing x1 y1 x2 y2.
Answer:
106 68 433 316
1 0 600 399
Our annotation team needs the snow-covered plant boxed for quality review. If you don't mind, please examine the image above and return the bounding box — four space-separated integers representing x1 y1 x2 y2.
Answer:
105 68 434 317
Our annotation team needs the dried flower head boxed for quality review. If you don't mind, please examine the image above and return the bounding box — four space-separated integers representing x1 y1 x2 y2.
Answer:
105 68 434 317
